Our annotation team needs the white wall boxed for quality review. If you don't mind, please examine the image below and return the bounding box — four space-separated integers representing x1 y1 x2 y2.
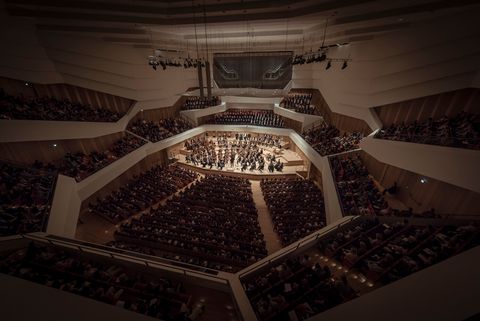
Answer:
0 11 63 83
180 103 227 125
292 10 480 130
47 175 82 238
274 104 324 130
0 15 197 104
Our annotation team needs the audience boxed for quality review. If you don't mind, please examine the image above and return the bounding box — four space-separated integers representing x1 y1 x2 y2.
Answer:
244 217 479 321
261 178 326 245
242 254 356 321
128 118 193 143
184 133 284 173
209 109 285 128
0 162 56 236
33 133 146 182
330 154 390 216
302 124 363 156
0 241 193 320
375 112 480 149
0 89 123 122
319 218 479 284
182 96 220 110
89 165 197 224
113 174 267 272
383 223 480 283
280 93 316 114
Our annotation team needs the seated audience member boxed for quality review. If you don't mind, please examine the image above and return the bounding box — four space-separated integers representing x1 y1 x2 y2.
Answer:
33 133 146 182
0 89 124 122
128 118 193 142
374 111 480 149
182 96 220 110
0 242 193 321
242 253 356 321
113 174 267 272
280 93 316 114
208 109 285 128
89 165 197 223
302 123 363 156
0 162 56 236
242 218 478 321
261 178 326 245
330 154 389 216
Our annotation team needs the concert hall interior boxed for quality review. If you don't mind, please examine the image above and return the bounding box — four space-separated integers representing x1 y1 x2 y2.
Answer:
0 1 479 321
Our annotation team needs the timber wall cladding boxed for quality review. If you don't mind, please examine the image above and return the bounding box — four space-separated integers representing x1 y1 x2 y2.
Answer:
359 151 480 216
374 88 480 127
0 132 124 165
0 76 135 114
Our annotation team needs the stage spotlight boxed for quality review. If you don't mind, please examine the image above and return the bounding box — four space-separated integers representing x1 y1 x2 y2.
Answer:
342 61 348 69
326 60 332 70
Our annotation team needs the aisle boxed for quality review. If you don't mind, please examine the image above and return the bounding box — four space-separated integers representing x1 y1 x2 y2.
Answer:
250 180 283 254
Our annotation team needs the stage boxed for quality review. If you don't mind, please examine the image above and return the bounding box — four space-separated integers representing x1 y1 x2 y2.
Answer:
174 142 307 179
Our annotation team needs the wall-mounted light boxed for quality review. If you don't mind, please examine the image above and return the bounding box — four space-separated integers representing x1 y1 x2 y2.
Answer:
52 143 57 148
420 178 428 184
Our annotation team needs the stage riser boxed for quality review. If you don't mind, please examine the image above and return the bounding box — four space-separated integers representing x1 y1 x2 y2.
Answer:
177 162 300 180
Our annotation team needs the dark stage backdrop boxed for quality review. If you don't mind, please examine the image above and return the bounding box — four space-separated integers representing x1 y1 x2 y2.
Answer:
213 51 292 89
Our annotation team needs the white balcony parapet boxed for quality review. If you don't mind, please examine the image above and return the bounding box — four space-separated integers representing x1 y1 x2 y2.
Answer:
273 103 324 131
360 135 480 194
48 125 344 238
179 102 227 126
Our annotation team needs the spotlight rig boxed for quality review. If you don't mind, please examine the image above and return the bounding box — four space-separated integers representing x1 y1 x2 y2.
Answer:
148 49 206 71
291 43 351 70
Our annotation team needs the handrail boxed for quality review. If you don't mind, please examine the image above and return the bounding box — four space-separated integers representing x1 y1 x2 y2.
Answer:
238 216 358 279
374 132 479 141
17 233 231 284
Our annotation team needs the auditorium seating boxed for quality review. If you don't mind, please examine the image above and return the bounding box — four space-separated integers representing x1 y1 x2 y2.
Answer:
330 154 389 216
113 174 267 272
242 253 356 321
261 178 326 245
0 89 123 122
0 162 56 236
182 96 220 110
243 217 479 321
0 241 193 320
208 109 285 128
128 118 193 143
33 133 146 182
280 93 315 114
374 111 480 149
318 218 479 284
88 165 198 224
302 124 363 156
